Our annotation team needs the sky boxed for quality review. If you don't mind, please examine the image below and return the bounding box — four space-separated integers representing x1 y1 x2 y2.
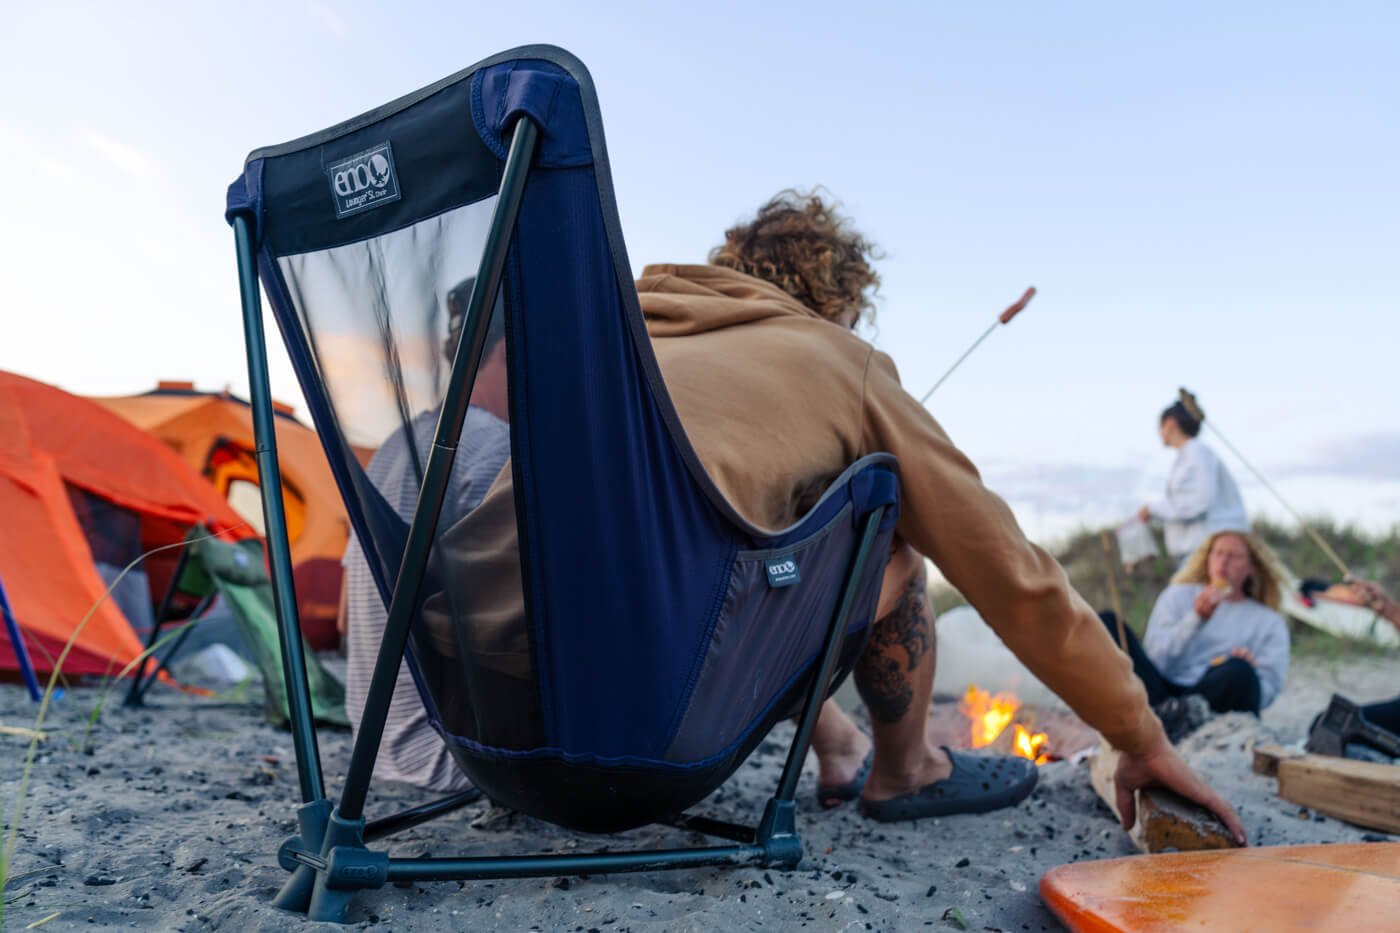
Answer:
3 1 1396 546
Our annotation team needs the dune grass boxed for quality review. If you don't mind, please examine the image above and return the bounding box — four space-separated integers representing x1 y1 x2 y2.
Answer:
0 529 238 928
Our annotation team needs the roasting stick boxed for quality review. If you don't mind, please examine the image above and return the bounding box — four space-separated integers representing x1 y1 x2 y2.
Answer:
919 287 1036 404
1177 388 1350 578
1100 530 1130 652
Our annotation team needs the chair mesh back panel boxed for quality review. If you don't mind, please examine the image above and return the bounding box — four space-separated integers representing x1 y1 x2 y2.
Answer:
227 47 898 829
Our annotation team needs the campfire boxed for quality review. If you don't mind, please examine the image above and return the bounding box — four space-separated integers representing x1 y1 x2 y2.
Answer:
959 685 1051 765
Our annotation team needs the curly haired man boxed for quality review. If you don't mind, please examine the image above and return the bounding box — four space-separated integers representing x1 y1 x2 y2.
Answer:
631 190 1243 832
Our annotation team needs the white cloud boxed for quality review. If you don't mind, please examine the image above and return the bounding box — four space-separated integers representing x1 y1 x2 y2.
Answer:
1278 432 1400 482
83 131 156 179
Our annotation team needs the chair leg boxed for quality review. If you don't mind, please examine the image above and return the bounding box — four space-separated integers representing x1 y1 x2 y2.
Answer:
757 506 886 866
124 544 192 707
233 213 326 807
128 592 214 706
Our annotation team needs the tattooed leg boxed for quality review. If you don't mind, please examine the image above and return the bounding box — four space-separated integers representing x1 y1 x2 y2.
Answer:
854 541 952 800
855 563 932 723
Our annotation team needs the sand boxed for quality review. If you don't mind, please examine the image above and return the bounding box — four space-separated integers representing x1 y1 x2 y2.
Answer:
2 651 1396 932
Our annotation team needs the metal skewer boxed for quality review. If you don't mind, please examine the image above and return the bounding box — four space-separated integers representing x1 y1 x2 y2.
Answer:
919 287 1036 404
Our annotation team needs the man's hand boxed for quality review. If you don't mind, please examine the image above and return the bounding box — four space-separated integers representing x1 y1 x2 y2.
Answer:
1193 585 1225 620
1115 732 1246 846
1229 646 1256 665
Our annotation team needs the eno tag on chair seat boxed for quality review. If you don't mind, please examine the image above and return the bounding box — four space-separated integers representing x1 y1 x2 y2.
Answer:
766 557 801 588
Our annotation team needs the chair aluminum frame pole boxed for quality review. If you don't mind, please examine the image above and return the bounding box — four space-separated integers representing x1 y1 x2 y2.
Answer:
232 213 326 805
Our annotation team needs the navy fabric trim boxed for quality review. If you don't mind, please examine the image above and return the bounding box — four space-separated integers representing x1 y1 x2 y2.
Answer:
471 63 592 168
224 158 264 242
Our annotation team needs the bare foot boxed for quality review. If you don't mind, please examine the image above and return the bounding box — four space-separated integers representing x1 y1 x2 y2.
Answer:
862 744 952 802
815 728 873 794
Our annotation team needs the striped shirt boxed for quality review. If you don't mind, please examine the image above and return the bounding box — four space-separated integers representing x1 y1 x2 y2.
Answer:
343 406 510 791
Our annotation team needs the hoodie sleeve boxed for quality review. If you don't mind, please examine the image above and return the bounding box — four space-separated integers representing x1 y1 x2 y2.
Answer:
1149 444 1214 522
859 350 1164 755
1252 608 1290 709
1142 584 1205 669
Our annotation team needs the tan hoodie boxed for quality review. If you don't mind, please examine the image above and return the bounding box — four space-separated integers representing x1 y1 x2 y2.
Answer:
432 263 1162 755
638 265 1160 754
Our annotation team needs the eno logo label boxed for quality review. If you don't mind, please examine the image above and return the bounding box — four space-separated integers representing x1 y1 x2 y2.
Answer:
765 556 801 588
327 142 401 218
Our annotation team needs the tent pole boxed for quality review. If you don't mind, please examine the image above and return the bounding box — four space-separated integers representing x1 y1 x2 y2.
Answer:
0 572 42 702
232 213 325 804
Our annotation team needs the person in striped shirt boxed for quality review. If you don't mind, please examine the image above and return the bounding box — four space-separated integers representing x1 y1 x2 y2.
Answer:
337 277 511 791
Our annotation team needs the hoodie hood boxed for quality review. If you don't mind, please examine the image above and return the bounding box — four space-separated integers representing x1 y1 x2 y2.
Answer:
637 264 825 338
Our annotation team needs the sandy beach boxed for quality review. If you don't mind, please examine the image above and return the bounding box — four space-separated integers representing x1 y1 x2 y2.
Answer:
2 648 1395 932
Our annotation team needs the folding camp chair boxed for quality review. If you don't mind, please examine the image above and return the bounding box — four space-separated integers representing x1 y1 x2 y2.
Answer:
123 530 346 727
225 45 900 922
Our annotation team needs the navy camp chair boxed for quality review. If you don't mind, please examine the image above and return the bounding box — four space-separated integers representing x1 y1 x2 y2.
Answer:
225 45 899 922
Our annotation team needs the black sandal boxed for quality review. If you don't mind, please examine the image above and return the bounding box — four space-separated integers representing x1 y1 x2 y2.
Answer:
859 748 1037 822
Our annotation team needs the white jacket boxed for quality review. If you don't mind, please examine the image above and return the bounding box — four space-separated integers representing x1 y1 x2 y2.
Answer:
1148 438 1248 558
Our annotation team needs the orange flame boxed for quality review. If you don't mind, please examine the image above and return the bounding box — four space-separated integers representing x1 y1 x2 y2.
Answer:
959 685 1050 764
959 685 1019 747
1013 724 1050 765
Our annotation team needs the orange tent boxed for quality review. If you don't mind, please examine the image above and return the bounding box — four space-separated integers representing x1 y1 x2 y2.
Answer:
92 382 353 650
0 372 252 678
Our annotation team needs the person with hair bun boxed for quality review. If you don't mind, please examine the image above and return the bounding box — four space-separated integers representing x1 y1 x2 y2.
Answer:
1136 399 1247 563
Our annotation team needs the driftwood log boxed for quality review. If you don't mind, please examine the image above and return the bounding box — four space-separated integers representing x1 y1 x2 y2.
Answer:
1089 737 1240 853
1253 743 1400 834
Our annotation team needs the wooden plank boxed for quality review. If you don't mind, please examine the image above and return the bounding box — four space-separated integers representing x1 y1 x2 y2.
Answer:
1277 755 1400 834
1253 743 1305 777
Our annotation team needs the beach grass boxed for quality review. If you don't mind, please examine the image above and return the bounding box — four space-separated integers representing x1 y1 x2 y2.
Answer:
0 531 234 928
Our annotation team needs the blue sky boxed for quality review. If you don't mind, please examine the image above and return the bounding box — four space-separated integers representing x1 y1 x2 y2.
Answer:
3 1 1396 544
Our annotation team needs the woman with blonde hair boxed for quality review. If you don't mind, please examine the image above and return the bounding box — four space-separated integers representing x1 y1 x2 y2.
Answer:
1101 529 1289 716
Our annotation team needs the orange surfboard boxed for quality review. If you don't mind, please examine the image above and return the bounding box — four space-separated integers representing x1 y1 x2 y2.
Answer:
1041 843 1400 933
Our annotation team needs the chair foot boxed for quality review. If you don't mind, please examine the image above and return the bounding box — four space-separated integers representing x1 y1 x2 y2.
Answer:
272 799 333 914
305 808 385 923
755 798 803 869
